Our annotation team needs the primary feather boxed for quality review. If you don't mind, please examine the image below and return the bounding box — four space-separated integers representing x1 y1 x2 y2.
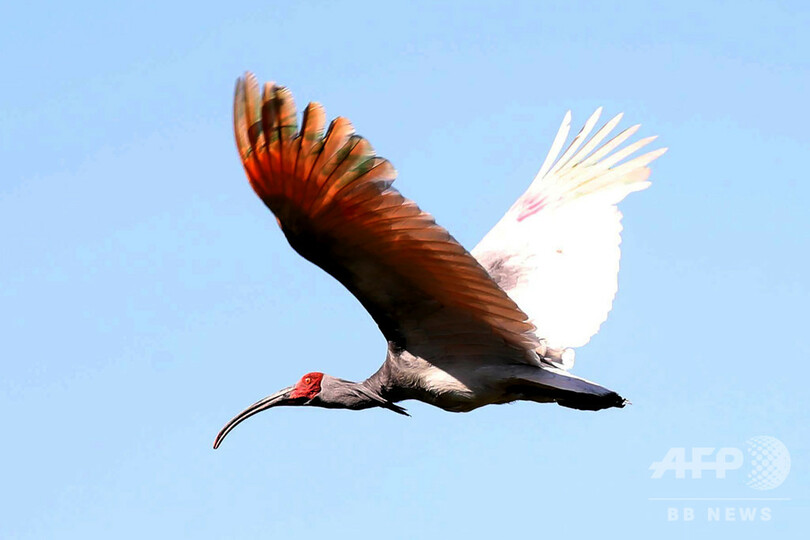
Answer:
473 108 667 361
234 73 541 359
236 74 666 364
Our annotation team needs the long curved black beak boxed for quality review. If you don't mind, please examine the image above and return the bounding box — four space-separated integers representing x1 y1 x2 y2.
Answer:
213 386 296 449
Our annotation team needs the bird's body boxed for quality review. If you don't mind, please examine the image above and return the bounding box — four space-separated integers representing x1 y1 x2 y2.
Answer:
367 345 621 413
214 73 665 448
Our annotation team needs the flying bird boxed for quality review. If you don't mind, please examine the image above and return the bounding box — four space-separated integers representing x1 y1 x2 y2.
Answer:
214 73 665 448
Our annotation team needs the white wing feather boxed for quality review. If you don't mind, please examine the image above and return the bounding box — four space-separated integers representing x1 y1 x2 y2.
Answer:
472 109 665 362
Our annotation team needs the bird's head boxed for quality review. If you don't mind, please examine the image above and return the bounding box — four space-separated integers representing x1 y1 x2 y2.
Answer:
289 371 325 400
213 372 323 449
213 371 407 448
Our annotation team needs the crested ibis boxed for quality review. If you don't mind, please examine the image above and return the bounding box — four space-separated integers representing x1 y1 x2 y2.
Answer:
213 73 666 448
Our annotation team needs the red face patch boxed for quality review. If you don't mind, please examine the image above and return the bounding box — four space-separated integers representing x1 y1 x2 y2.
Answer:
289 372 323 400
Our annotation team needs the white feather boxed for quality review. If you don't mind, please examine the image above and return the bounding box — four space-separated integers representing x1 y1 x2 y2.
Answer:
473 110 666 357
533 110 571 182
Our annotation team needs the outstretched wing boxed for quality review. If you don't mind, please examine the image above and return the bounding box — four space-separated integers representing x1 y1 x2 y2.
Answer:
234 73 539 357
472 108 666 355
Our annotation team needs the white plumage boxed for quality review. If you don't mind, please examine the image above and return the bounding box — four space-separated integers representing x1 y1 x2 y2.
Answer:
473 108 667 364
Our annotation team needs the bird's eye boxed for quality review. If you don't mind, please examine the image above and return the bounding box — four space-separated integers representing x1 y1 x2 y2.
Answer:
305 377 311 384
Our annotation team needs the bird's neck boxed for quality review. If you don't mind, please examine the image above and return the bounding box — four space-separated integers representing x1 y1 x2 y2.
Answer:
315 374 387 411
322 365 408 415
316 346 409 416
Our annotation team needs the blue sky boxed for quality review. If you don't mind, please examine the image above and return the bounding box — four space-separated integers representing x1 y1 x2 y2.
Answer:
1 1 808 538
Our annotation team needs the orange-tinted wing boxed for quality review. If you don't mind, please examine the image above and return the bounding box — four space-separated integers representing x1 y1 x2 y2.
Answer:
234 73 538 354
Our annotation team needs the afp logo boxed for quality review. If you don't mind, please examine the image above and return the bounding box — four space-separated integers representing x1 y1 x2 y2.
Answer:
649 436 791 490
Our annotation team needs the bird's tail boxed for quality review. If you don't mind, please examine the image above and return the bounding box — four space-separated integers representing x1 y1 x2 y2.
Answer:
523 364 627 411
